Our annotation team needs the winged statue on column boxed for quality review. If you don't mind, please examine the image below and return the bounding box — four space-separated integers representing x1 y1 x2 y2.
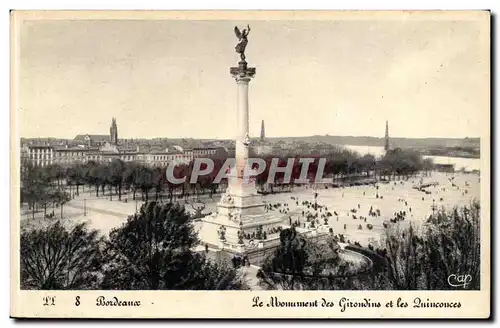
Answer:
234 25 251 62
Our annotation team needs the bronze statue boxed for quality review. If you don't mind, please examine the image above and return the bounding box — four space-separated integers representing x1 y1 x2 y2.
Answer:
234 25 251 62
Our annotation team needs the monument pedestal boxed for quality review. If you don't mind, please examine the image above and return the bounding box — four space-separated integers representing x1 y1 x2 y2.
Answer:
201 167 284 247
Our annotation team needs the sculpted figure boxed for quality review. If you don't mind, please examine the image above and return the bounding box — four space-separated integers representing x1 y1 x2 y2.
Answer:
242 133 251 146
234 25 251 62
221 193 234 205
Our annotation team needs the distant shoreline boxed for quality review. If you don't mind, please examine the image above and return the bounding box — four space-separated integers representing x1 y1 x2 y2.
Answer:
420 152 480 160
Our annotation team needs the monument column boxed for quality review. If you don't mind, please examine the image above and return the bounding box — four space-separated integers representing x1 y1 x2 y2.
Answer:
231 61 255 178
200 25 322 252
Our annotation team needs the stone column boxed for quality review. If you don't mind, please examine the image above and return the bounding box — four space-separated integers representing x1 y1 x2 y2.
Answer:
230 61 256 174
235 76 250 177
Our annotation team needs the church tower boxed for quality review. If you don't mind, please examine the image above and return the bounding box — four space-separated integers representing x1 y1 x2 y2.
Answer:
260 120 265 141
110 117 118 145
384 120 390 152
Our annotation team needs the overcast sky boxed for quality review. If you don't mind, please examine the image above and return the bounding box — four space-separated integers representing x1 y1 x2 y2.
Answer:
16 12 489 139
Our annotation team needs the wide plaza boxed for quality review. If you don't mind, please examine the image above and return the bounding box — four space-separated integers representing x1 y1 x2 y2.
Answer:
21 170 480 248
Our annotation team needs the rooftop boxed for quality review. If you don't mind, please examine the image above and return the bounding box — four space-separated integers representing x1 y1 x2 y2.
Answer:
74 134 110 142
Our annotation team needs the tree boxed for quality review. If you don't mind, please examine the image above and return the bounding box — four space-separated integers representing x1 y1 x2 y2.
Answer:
20 221 104 290
257 228 310 290
380 201 480 290
109 159 125 201
422 158 434 176
89 163 106 197
136 165 153 202
100 201 247 290
190 258 248 290
123 161 139 200
174 164 191 198
38 190 54 218
94 163 109 198
67 164 87 196
86 161 100 196
42 164 64 189
380 148 423 179
53 190 71 219
21 161 48 219
423 201 480 289
382 224 424 289
358 154 376 177
152 166 165 201
256 227 385 291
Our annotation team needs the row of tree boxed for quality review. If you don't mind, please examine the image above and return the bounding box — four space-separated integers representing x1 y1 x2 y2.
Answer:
253 148 434 188
20 162 71 219
21 147 434 218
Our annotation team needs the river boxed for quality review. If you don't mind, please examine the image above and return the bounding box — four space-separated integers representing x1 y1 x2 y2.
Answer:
342 145 480 172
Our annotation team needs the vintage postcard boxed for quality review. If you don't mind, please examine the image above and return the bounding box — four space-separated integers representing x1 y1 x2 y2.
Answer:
10 10 490 319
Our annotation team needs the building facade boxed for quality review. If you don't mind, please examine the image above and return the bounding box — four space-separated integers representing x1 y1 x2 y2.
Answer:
26 145 54 167
23 118 229 167
24 144 224 167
